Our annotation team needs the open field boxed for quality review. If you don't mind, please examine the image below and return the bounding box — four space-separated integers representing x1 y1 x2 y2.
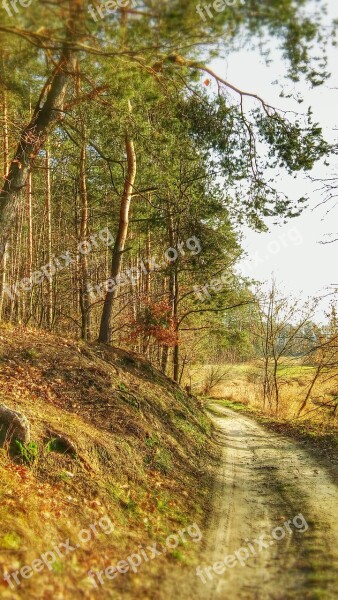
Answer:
184 362 338 433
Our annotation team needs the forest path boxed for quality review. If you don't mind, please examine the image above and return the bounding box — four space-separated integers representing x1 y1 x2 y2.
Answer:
161 404 338 600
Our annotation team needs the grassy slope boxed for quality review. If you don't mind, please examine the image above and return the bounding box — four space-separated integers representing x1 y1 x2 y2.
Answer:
0 325 216 600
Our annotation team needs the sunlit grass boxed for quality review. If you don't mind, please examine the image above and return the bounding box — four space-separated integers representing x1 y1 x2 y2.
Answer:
185 361 338 433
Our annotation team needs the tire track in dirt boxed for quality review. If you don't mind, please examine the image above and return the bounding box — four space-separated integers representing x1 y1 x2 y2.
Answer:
161 404 338 600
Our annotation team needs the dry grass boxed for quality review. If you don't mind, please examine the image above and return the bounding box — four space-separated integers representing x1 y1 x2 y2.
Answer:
184 362 338 433
0 324 216 600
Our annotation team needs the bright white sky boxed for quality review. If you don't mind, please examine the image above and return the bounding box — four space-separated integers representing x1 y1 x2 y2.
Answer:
211 0 338 320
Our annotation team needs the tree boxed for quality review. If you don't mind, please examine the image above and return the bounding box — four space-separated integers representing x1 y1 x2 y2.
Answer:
253 282 318 415
0 0 83 263
0 0 333 380
98 101 137 343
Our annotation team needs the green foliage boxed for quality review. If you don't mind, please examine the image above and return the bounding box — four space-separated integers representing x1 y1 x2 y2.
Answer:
118 382 128 392
52 560 64 575
1 532 21 550
0 0 334 369
45 438 74 455
170 549 184 560
154 448 173 474
14 440 38 464
59 470 73 482
145 435 160 448
256 109 329 172
172 414 206 446
22 348 40 361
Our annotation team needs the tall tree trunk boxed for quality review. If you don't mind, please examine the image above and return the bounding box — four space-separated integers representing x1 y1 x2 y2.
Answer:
162 210 175 375
27 172 33 280
173 269 179 382
98 104 136 343
145 224 151 300
0 86 9 320
9 205 24 322
0 8 78 263
26 170 33 322
79 136 91 340
45 148 53 329
142 225 151 355
2 88 9 175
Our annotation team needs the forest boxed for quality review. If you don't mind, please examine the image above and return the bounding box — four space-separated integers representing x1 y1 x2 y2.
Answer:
0 1 337 599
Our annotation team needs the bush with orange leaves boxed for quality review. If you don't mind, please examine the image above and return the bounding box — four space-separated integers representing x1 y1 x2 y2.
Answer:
126 300 178 348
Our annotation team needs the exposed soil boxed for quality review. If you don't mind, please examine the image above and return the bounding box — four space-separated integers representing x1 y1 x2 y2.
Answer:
162 403 338 600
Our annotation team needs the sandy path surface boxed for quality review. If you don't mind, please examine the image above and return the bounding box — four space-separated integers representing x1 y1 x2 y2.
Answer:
161 404 338 600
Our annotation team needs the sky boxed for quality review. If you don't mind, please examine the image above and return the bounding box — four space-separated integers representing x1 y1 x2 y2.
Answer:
211 0 338 320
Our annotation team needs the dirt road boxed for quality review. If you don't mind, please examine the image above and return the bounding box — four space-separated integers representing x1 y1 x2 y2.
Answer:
163 404 338 600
